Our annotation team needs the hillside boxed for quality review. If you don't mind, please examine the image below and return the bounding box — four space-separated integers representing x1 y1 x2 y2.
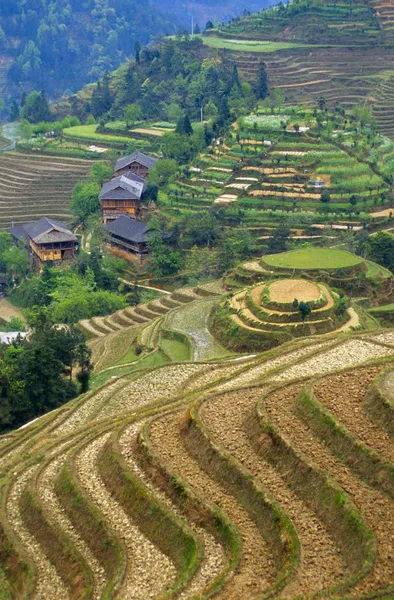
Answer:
190 0 394 139
2 256 394 598
0 0 275 106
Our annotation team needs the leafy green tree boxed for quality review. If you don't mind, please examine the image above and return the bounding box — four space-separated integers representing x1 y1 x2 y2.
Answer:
124 103 142 127
18 119 32 140
205 20 214 30
320 189 331 203
299 301 311 322
21 90 51 123
70 181 101 224
148 231 183 277
204 99 218 121
217 230 254 272
185 212 221 247
89 162 113 185
2 246 29 283
267 226 291 253
182 245 218 282
148 158 178 186
369 231 394 271
161 132 191 163
165 103 184 123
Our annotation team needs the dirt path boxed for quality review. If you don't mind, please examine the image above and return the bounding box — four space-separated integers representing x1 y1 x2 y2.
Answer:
265 384 394 596
148 410 277 599
76 433 176 599
120 423 225 599
370 208 394 218
0 298 24 322
199 389 347 598
338 307 360 331
314 368 394 464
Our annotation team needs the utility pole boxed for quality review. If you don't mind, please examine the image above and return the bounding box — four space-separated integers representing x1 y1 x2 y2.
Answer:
191 15 194 35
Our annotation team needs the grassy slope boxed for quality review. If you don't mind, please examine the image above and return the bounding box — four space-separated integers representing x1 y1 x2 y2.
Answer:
262 248 364 269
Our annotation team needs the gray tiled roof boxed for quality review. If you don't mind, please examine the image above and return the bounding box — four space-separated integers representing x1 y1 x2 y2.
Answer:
115 151 157 172
99 173 145 201
104 215 149 244
9 217 76 244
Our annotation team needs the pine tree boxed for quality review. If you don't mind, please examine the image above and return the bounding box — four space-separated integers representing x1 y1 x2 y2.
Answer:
134 41 141 63
183 114 193 136
230 64 241 90
257 61 269 100
101 73 113 113
21 92 27 107
176 114 193 136
90 81 102 118
38 90 51 121
9 100 19 122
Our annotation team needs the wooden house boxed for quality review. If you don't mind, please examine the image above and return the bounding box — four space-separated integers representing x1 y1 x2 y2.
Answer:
99 172 147 223
115 151 157 178
104 215 149 259
10 217 77 265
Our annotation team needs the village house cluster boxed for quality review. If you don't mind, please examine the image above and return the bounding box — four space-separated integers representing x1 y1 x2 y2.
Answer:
8 151 157 265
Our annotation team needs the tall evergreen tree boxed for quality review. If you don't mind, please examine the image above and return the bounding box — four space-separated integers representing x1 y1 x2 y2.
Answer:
134 41 141 63
9 100 19 121
257 60 269 100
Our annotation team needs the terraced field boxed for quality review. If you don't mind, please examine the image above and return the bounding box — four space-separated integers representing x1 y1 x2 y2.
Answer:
167 107 389 220
199 27 394 138
3 300 394 599
0 151 93 228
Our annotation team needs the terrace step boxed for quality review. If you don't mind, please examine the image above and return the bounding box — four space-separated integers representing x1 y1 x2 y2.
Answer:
123 307 149 323
91 316 117 334
198 388 368 596
264 378 394 596
112 310 135 327
134 305 161 320
147 410 281 598
104 315 123 331
78 319 105 338
146 299 170 315
159 296 183 310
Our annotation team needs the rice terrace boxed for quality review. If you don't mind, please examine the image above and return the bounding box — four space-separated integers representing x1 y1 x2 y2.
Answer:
1 246 394 599
4 0 394 597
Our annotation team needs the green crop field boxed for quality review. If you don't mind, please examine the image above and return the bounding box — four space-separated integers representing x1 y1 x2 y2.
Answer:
262 248 364 270
63 124 136 144
200 35 312 53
